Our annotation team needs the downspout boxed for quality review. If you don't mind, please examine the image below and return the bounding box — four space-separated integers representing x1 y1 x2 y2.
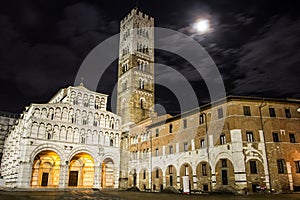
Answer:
259 100 272 192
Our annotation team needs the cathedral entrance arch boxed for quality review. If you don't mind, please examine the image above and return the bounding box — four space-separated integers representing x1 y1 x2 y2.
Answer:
68 152 94 187
101 158 115 188
31 150 60 188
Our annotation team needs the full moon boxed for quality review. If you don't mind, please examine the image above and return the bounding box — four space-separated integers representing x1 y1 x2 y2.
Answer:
194 19 210 33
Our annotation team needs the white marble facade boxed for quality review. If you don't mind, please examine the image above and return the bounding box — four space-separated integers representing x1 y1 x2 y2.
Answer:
0 84 121 189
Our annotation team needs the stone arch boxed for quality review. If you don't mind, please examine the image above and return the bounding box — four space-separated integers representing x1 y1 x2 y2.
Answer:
62 107 68 122
54 107 62 120
48 108 54 120
31 150 61 188
165 165 177 188
68 147 97 164
245 158 265 192
101 157 116 188
214 158 235 190
31 122 39 138
152 166 163 191
41 108 47 118
30 144 65 164
196 161 211 191
68 152 94 187
179 162 193 190
66 126 73 142
139 168 149 190
33 108 40 117
129 168 137 187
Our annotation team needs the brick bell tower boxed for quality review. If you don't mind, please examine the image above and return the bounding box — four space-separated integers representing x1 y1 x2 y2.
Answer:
117 8 154 129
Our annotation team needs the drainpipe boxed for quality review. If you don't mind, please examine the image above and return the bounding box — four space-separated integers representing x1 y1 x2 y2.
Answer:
201 111 211 192
259 100 272 192
149 130 153 192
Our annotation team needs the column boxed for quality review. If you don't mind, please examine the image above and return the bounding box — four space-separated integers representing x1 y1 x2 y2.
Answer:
162 170 166 188
59 162 69 188
176 170 180 189
93 163 101 189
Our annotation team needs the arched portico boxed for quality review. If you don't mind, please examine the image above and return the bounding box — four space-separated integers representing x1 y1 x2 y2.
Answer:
68 152 94 187
31 150 61 188
101 158 115 188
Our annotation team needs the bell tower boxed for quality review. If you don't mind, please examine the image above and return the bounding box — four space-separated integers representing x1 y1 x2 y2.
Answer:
117 8 154 129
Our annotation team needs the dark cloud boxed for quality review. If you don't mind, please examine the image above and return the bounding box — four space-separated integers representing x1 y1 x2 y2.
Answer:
232 17 300 97
0 0 299 115
0 2 117 113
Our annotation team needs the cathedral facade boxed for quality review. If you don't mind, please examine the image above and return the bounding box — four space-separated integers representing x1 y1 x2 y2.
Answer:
1 84 121 189
0 8 300 194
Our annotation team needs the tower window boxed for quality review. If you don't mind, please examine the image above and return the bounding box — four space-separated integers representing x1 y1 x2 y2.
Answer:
269 108 276 117
140 99 144 109
199 114 205 124
139 79 145 89
243 106 251 116
169 124 173 133
110 139 114 146
47 133 51 140
183 119 187 129
155 128 159 137
285 109 291 118
218 108 223 119
156 169 159 178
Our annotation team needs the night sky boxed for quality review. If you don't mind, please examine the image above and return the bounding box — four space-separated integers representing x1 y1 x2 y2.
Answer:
0 0 299 115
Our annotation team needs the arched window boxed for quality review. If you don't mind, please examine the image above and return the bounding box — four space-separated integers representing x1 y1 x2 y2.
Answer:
47 133 51 140
140 99 144 109
110 139 114 146
139 79 145 89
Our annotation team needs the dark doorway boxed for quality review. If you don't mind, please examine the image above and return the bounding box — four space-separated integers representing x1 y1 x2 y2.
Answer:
133 173 137 186
294 186 300 192
203 184 208 192
252 183 260 192
41 173 49 186
170 175 173 186
69 171 78 186
221 170 228 185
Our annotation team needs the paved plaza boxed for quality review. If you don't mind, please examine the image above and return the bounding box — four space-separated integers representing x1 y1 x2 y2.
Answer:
0 190 300 200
